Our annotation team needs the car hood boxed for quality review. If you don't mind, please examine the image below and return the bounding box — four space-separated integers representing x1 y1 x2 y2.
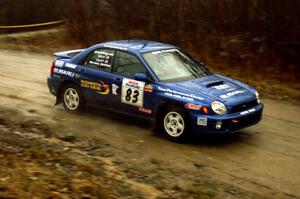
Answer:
171 74 255 105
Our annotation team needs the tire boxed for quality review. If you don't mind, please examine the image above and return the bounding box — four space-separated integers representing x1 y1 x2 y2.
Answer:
161 106 190 142
62 84 84 112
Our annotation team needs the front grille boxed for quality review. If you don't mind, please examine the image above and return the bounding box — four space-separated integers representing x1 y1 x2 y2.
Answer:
231 99 258 113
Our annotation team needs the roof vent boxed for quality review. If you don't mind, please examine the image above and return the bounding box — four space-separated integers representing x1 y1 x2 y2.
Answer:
206 81 224 88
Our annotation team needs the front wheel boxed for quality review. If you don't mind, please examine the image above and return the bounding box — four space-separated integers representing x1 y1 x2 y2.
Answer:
162 107 190 142
62 84 84 112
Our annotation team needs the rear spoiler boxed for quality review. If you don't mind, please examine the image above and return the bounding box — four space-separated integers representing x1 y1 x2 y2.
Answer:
54 49 85 59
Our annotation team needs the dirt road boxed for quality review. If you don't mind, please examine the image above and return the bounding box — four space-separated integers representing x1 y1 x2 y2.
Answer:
0 49 299 198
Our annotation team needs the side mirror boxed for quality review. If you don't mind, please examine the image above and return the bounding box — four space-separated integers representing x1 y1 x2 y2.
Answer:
134 73 149 82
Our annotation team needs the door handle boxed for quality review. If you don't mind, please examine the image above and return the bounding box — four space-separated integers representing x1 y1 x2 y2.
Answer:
114 77 121 82
79 68 85 72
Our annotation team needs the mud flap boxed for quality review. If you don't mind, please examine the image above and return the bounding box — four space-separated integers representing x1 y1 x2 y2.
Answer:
54 94 62 106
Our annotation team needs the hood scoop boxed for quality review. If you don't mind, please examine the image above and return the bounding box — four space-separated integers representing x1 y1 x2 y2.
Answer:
206 81 224 88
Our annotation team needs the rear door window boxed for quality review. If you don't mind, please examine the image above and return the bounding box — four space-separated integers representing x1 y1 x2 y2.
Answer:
84 49 115 72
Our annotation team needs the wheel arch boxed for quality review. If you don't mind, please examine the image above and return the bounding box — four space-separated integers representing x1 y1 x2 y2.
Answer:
155 100 192 142
55 80 80 105
155 100 187 123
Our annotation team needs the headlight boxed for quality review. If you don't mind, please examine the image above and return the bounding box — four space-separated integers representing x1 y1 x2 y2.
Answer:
255 91 260 103
211 101 227 115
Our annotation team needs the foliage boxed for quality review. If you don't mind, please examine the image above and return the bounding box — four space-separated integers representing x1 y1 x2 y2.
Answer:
1 0 299 79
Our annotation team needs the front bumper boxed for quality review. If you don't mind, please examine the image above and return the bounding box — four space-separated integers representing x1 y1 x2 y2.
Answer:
191 103 264 134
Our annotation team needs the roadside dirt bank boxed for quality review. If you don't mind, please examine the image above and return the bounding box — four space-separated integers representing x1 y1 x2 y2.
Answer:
0 47 299 198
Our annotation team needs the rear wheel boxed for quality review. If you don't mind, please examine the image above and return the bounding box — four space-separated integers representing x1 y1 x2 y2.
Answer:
62 84 84 112
162 106 190 142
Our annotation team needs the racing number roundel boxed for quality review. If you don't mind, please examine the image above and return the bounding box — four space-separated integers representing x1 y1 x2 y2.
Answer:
121 79 145 107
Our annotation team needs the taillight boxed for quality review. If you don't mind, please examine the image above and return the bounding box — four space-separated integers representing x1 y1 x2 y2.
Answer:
50 63 55 76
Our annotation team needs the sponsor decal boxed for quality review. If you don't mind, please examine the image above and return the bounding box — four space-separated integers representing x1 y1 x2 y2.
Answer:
53 68 74 77
91 50 115 68
220 89 246 99
95 51 114 56
100 63 111 67
139 107 152 114
89 60 99 65
240 108 256 115
144 84 153 93
53 74 61 78
112 84 119 95
197 117 208 126
185 103 201 110
164 92 193 101
89 60 111 68
121 79 145 107
55 60 64 68
158 86 204 101
65 63 77 69
213 84 230 90
80 80 110 95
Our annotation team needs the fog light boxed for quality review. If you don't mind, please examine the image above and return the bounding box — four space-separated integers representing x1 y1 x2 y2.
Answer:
216 121 222 129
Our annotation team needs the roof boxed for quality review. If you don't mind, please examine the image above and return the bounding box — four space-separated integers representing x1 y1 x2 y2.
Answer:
99 40 177 53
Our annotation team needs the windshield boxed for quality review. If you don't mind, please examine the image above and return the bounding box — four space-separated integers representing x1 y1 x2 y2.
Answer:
142 49 210 82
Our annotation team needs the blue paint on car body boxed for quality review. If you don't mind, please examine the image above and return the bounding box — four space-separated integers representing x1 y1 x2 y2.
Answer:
47 40 263 137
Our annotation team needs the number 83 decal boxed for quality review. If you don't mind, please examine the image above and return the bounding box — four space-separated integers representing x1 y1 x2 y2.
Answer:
121 78 145 107
125 88 139 103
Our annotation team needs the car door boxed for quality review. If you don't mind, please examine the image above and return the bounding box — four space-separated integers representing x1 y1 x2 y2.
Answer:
110 51 155 116
77 48 116 107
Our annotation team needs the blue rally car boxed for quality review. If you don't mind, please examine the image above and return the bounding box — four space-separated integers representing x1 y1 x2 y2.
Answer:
48 40 263 141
